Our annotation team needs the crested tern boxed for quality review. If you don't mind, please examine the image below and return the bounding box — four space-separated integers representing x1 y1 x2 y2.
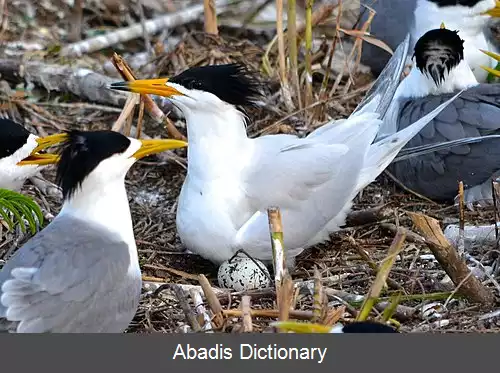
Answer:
0 118 64 191
386 25 500 207
109 63 459 267
360 0 500 82
0 130 187 332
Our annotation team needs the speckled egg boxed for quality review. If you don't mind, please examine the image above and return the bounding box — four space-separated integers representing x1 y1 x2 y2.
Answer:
217 257 271 291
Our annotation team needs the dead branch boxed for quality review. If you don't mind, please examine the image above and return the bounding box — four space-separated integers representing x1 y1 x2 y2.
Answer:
0 59 127 106
240 295 253 332
60 1 231 57
344 205 394 227
408 212 496 308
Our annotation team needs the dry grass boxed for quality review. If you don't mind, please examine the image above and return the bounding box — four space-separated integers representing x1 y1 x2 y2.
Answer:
1 0 499 333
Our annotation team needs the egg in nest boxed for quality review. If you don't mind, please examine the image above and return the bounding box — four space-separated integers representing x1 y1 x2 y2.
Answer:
217 257 271 291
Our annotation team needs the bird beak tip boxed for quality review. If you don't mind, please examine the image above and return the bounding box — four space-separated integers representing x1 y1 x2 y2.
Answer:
132 138 187 160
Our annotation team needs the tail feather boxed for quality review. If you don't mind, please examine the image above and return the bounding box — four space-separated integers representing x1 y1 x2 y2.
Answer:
355 90 464 191
351 33 410 120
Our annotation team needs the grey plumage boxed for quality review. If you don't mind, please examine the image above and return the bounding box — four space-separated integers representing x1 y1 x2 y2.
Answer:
359 0 417 75
0 215 141 333
389 84 500 201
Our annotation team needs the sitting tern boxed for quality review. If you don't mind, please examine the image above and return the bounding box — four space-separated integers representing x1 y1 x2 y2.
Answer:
360 0 500 82
0 130 187 333
272 320 399 333
110 64 459 267
0 118 65 191
386 25 500 206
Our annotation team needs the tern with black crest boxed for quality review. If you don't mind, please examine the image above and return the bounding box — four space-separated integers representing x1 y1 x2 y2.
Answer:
110 63 458 267
0 130 187 333
0 118 65 191
385 24 500 207
360 0 500 82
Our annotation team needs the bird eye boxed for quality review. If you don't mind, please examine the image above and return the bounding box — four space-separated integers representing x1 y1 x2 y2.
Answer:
186 80 202 90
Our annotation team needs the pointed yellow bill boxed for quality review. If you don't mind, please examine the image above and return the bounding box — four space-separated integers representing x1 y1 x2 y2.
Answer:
483 1 500 17
17 133 68 166
109 78 185 98
132 138 187 160
480 49 500 78
271 321 333 333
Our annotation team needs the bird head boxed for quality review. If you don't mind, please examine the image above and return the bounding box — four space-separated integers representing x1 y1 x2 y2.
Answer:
271 320 399 333
108 64 264 117
412 25 466 86
0 118 63 190
54 130 187 200
424 0 500 17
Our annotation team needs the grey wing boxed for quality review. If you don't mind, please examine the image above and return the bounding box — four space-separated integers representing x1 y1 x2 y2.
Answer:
0 216 140 333
389 84 500 201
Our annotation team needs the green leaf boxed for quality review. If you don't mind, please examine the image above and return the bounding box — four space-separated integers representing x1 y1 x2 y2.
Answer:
0 188 44 236
486 61 500 83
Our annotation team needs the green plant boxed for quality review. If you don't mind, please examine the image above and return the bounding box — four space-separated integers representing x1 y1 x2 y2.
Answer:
0 188 44 235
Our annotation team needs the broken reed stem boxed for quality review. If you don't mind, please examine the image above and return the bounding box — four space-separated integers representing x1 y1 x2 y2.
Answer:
357 228 407 322
381 291 403 322
278 273 294 323
203 0 219 35
240 295 253 332
408 212 495 308
223 308 312 320
312 267 322 323
458 181 465 257
275 0 294 110
136 96 145 138
190 288 213 332
110 52 186 141
492 180 500 251
287 0 301 109
268 207 286 285
198 274 225 328
112 94 139 132
304 0 314 113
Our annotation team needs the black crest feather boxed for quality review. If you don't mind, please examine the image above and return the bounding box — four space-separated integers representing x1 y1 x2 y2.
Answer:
56 130 131 200
413 27 465 86
169 63 264 107
342 321 399 333
0 118 31 159
429 0 485 7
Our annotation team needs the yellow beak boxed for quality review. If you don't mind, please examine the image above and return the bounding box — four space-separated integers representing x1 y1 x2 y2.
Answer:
480 49 500 78
271 321 333 333
109 78 185 97
132 138 187 159
483 1 500 16
16 133 68 166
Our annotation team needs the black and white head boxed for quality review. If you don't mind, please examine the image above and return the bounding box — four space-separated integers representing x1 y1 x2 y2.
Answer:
0 118 61 191
413 25 465 86
55 130 187 201
109 63 264 116
420 0 500 17
271 320 399 333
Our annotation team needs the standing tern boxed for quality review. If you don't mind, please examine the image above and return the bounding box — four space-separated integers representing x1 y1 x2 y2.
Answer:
386 25 500 207
109 64 459 267
360 0 500 82
0 118 65 191
0 130 187 333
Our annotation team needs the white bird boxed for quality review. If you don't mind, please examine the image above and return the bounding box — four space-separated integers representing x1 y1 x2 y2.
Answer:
0 118 65 191
110 63 459 267
0 130 187 333
360 0 500 82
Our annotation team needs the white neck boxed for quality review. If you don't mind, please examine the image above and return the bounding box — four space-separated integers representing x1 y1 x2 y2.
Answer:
413 0 493 38
58 177 135 249
395 59 479 99
183 104 251 180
